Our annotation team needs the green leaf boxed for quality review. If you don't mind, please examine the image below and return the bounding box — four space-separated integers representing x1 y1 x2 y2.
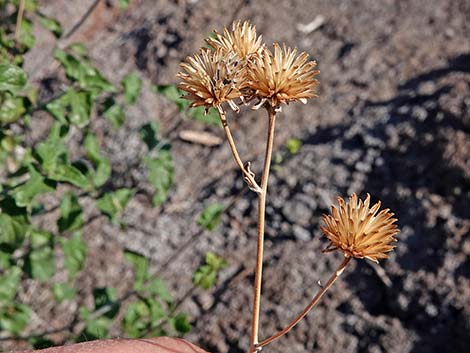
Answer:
286 138 302 154
146 278 173 304
123 298 165 338
0 266 21 302
24 230 55 281
0 303 31 335
38 14 63 38
118 0 130 9
46 89 92 128
192 265 216 290
122 72 142 104
0 95 27 124
96 188 133 223
84 133 111 187
29 336 55 349
139 122 162 151
24 0 39 12
57 192 84 233
205 251 227 270
35 123 69 173
67 43 87 57
11 167 56 208
34 124 88 188
0 197 29 248
103 103 125 129
52 282 76 303
50 163 89 188
53 49 115 94
189 107 221 126
53 48 86 79
171 313 192 334
192 252 227 290
0 250 12 269
18 19 36 49
68 90 92 127
34 125 87 188
60 232 87 278
197 204 224 231
0 64 27 93
79 307 112 340
124 249 149 291
92 287 119 319
153 85 189 112
144 150 174 206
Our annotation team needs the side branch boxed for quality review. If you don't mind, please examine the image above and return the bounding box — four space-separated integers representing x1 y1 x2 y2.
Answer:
256 255 352 349
217 106 262 193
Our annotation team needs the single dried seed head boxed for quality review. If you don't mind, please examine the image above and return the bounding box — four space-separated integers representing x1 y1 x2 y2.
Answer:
246 43 320 108
321 193 399 263
206 20 264 60
177 48 245 110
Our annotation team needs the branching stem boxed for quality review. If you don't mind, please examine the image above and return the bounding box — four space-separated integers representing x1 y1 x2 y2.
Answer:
256 255 352 349
217 106 262 193
249 105 277 353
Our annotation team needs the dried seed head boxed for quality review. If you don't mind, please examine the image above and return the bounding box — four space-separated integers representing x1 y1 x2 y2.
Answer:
177 48 245 110
206 20 264 60
321 193 399 263
246 43 319 108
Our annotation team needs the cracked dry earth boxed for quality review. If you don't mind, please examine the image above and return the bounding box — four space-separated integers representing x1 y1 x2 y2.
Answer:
4 0 470 352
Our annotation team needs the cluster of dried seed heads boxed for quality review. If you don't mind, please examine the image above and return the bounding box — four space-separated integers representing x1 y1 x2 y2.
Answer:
177 20 320 111
178 21 398 264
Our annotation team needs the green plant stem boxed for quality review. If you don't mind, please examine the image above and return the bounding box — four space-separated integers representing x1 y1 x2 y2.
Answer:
15 0 25 40
249 106 276 353
256 255 352 349
217 106 262 193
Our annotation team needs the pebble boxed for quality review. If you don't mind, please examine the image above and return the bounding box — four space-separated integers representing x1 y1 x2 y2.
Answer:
292 224 312 241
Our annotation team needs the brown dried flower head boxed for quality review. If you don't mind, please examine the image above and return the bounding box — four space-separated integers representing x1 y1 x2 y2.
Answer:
177 48 244 110
321 193 399 263
206 20 264 60
246 43 319 108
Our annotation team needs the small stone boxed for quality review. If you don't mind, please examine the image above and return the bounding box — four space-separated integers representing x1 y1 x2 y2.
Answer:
292 224 311 241
282 196 314 226
425 304 439 317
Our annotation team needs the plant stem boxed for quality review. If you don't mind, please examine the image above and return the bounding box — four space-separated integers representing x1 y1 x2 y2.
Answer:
256 255 352 349
249 106 277 353
217 106 262 193
15 0 25 40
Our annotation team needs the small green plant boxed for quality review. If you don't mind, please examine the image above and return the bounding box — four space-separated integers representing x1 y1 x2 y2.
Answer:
193 252 227 290
0 0 195 347
197 203 225 231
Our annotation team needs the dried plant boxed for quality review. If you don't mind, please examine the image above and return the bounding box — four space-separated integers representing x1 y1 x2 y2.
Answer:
321 193 398 263
206 20 264 60
177 49 245 111
177 20 399 353
247 43 319 108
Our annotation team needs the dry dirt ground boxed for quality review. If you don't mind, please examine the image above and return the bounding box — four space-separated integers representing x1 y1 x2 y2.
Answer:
4 0 470 352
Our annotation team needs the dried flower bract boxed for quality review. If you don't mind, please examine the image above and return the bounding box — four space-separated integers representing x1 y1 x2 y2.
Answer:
247 43 319 108
321 193 398 263
206 20 264 60
177 49 244 110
